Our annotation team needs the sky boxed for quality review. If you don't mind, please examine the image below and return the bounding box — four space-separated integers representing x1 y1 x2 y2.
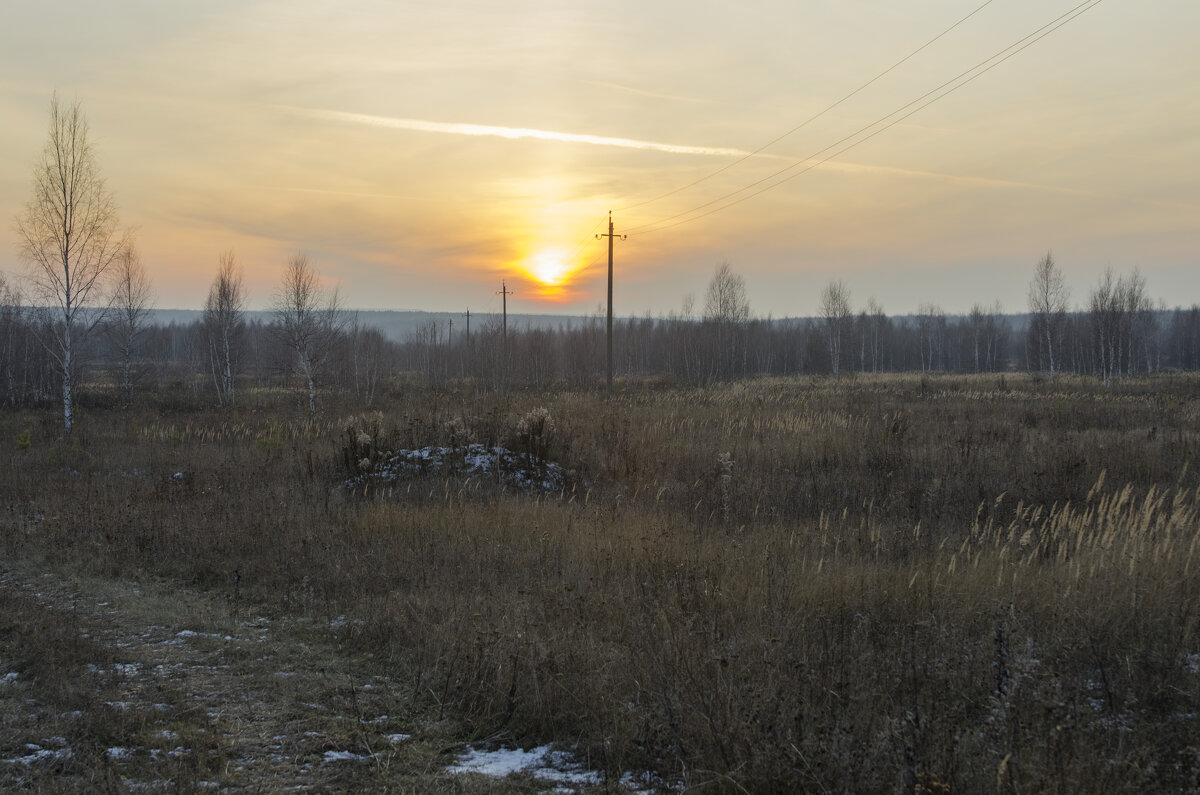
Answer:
1 0 1197 319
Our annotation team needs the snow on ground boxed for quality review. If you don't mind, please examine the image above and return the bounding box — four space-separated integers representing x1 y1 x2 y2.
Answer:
447 744 682 792
448 744 601 786
3 739 73 766
343 444 568 494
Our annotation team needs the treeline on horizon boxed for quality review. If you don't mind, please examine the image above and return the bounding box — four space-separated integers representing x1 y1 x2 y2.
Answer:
2 261 1200 410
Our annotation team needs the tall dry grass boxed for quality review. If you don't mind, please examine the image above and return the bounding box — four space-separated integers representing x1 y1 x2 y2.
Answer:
1 373 1198 791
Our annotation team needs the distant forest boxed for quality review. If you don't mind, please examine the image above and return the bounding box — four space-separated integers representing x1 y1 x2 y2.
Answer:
2 288 1199 407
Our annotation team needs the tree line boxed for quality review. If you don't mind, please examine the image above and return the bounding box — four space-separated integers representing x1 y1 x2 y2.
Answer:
6 95 1200 427
4 255 1199 408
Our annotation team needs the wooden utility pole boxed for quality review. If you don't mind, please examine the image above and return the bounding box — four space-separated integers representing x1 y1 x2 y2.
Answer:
496 282 514 387
496 281 513 345
462 309 472 378
596 211 625 394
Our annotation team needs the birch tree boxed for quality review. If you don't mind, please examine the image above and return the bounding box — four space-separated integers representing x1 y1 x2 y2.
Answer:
1028 252 1069 382
15 94 127 431
703 262 750 380
106 246 153 403
203 250 245 406
819 280 852 381
272 253 344 418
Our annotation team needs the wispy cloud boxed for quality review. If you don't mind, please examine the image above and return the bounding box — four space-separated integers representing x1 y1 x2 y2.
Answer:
283 106 752 157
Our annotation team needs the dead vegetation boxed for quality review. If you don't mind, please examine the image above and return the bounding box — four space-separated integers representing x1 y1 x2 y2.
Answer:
2 372 1199 791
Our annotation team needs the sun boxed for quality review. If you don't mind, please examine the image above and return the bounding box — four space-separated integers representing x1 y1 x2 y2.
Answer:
527 249 571 287
519 247 585 301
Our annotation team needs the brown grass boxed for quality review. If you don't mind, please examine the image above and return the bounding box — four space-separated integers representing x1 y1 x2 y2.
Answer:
2 372 1199 791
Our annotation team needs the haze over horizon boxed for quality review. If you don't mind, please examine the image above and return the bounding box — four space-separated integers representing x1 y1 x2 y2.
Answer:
2 1 1197 319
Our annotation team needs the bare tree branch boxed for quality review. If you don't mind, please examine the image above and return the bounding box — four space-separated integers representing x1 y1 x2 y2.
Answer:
15 94 126 430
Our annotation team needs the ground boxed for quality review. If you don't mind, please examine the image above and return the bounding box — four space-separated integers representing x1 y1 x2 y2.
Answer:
0 561 637 793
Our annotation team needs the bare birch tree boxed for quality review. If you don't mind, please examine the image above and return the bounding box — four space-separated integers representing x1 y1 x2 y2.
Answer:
347 314 386 405
819 280 852 381
703 262 750 380
1028 252 1069 382
203 250 245 406
106 246 153 403
272 253 344 418
15 94 127 431
917 303 945 374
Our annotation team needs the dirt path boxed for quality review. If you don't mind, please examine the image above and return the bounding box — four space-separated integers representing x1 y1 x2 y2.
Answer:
0 563 468 792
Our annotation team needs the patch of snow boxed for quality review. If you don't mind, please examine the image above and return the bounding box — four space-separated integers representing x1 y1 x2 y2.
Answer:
3 744 73 765
621 770 685 793
343 444 569 495
448 744 601 786
1185 653 1200 674
1 672 18 685
384 733 410 744
106 746 133 760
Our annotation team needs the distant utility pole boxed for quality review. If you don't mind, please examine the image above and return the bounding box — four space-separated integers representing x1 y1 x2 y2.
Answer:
496 280 513 345
463 308 472 378
596 211 626 394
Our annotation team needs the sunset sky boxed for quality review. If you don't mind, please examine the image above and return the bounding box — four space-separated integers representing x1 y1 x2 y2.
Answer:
1 0 1197 319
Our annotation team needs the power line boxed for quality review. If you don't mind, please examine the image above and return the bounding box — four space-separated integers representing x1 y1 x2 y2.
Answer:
557 215 609 271
618 0 999 213
625 0 1105 237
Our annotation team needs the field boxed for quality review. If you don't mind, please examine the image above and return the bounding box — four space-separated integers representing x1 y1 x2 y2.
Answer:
2 373 1199 792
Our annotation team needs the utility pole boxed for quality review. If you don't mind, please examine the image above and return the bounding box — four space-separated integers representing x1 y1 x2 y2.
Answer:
496 281 513 345
596 211 625 394
496 281 514 387
463 308 472 378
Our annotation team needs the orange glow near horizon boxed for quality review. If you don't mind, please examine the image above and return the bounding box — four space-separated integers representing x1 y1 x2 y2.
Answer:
519 247 581 301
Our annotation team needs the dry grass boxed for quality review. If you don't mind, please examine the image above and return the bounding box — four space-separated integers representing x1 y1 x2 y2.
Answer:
2 372 1199 791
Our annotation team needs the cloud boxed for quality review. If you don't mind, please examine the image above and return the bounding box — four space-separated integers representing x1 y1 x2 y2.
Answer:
281 106 753 158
